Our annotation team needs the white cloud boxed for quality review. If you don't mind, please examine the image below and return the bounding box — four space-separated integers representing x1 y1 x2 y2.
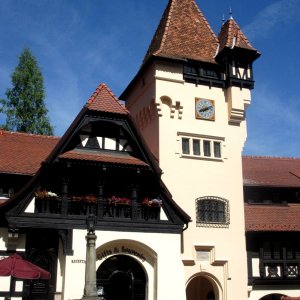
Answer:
243 0 300 40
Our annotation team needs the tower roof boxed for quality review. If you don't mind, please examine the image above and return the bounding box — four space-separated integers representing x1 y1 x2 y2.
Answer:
143 0 219 64
218 17 258 53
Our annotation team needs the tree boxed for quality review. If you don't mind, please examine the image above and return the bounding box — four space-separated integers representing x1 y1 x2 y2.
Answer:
0 48 53 135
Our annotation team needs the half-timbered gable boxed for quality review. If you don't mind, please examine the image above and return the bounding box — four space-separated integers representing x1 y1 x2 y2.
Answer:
0 83 190 300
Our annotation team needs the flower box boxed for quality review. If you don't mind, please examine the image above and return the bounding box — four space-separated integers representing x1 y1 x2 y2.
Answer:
141 198 162 208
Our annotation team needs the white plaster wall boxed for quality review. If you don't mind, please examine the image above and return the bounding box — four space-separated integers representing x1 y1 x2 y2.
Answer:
125 61 250 300
156 66 248 300
62 229 86 300
62 229 185 300
56 237 64 295
252 258 260 277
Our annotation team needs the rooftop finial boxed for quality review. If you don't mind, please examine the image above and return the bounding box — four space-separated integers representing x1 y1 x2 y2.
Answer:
222 14 225 25
229 7 233 19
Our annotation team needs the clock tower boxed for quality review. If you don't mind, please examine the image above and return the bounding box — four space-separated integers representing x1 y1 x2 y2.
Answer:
121 1 260 299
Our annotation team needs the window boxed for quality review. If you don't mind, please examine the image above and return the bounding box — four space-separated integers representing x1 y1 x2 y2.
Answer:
182 138 190 155
196 196 229 227
193 139 200 155
214 142 221 158
179 134 224 160
203 140 211 157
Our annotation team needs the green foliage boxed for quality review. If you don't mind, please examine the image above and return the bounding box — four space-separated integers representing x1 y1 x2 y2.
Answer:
0 48 54 135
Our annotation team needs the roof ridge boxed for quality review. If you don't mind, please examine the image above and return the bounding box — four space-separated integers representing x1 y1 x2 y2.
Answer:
0 129 59 139
243 155 300 160
153 0 174 56
192 0 218 41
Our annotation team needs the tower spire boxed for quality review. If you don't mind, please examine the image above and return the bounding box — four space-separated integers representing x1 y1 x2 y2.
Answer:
143 0 219 65
229 7 233 19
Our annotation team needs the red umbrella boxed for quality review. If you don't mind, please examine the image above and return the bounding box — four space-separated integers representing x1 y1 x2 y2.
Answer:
0 253 50 280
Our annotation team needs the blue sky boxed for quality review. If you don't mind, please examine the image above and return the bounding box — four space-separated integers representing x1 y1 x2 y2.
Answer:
0 0 299 157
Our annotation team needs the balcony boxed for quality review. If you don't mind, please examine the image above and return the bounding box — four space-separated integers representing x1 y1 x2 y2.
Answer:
34 193 162 221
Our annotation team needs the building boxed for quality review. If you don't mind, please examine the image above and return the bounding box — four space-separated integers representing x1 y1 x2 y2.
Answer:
243 156 300 300
0 0 299 300
0 83 190 300
121 0 259 299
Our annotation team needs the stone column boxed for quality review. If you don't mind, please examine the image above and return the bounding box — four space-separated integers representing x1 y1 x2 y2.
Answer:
82 230 98 300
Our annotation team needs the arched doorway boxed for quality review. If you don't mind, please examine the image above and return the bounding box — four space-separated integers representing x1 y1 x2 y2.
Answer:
186 275 216 300
259 294 287 300
97 255 146 300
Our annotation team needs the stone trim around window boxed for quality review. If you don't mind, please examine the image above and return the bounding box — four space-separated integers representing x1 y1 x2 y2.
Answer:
196 196 230 228
177 132 225 161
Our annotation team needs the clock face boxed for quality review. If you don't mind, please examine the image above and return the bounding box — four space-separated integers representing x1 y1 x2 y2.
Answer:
195 98 215 120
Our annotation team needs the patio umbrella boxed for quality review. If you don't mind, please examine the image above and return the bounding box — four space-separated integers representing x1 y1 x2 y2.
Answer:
0 253 50 280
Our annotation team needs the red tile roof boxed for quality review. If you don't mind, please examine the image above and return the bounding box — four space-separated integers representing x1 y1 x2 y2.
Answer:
59 149 149 167
245 203 300 232
143 0 219 64
218 18 258 52
0 130 59 175
243 156 300 187
86 83 128 114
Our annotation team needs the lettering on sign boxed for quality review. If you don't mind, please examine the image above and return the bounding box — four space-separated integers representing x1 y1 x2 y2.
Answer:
71 259 86 264
97 246 146 262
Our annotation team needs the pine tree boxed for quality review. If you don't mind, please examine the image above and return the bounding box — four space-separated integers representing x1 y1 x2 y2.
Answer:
0 48 53 135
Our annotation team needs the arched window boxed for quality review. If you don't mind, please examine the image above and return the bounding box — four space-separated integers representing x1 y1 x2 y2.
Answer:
196 196 229 227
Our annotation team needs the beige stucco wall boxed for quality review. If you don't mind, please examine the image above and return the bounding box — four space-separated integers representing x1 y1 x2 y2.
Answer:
126 60 251 300
62 229 185 300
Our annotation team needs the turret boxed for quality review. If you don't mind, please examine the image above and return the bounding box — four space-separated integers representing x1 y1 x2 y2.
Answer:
216 15 261 89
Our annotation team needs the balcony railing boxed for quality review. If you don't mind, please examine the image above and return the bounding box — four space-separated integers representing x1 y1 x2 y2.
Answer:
259 260 300 280
34 194 161 221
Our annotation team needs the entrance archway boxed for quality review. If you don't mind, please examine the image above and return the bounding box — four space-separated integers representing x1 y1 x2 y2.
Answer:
259 294 287 300
97 255 146 300
186 275 216 300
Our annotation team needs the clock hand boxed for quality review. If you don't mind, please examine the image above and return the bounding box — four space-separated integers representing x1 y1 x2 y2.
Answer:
199 106 212 112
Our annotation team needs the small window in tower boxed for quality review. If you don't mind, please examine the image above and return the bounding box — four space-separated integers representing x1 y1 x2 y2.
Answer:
196 196 229 227
203 140 211 157
193 139 200 156
214 142 221 158
182 138 190 154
